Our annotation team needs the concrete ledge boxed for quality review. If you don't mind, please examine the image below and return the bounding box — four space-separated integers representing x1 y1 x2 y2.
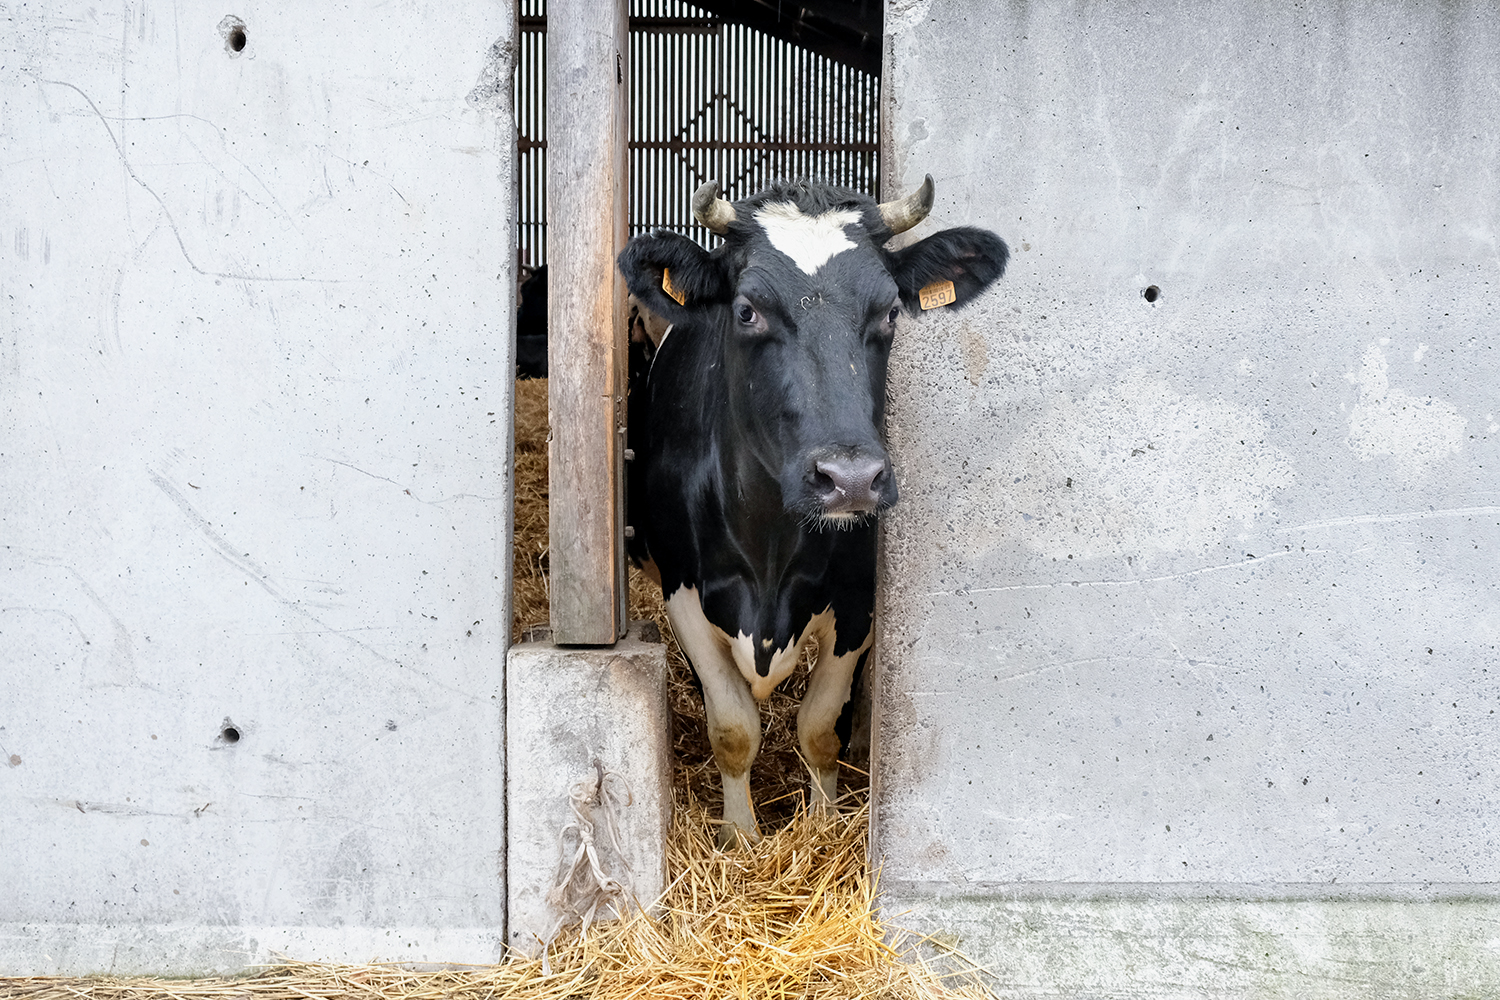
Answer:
883 890 1500 1000
505 623 671 956
0 924 507 977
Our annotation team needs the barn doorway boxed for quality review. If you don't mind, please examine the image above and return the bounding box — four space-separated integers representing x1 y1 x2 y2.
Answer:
514 0 886 643
509 0 885 800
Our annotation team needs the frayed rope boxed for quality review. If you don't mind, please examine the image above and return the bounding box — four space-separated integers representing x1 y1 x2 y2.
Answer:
540 759 635 971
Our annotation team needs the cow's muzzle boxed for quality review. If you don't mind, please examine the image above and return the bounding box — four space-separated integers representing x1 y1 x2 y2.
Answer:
807 450 898 516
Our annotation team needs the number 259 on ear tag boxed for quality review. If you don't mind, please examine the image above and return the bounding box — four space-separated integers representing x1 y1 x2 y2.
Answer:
918 278 956 310
662 267 687 305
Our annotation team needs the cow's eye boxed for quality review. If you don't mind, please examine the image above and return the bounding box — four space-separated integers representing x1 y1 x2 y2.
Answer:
735 302 758 325
886 305 901 325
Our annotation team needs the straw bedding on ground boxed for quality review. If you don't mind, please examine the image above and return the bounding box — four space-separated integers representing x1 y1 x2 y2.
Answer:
0 379 986 1000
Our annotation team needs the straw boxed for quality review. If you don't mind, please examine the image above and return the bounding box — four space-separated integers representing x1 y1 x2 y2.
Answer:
2 798 989 1000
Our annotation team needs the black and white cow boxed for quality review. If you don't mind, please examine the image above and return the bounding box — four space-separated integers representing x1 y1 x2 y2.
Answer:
618 176 1008 846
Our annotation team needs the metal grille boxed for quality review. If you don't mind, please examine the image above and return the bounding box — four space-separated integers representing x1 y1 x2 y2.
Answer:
517 0 548 270
515 0 881 266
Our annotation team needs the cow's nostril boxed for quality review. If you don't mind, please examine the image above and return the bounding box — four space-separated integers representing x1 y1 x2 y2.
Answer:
814 456 886 511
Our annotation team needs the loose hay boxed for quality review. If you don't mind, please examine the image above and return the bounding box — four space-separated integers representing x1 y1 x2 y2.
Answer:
1 801 987 1000
511 376 552 638
1 379 987 1000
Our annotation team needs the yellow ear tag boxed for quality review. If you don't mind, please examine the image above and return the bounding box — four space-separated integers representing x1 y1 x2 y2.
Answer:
918 278 957 310
662 267 687 305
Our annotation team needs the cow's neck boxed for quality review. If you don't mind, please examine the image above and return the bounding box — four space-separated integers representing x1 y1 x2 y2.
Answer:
716 436 824 583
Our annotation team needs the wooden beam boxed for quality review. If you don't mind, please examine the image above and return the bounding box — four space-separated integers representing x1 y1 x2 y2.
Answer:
547 0 629 644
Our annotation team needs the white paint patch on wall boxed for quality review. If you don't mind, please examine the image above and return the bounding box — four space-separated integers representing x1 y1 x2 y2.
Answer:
960 371 1294 560
1345 343 1465 476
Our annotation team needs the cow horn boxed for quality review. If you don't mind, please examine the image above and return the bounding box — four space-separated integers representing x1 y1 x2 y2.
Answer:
878 174 935 234
692 181 737 234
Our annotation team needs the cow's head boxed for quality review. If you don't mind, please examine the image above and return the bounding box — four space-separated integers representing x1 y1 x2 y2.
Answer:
618 176 1008 527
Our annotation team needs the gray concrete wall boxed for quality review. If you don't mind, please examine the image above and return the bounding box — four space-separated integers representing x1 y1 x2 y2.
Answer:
873 1 1500 995
1 2 516 974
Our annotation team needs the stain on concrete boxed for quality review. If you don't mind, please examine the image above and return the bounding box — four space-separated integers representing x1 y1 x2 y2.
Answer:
956 370 1294 559
1345 342 1465 477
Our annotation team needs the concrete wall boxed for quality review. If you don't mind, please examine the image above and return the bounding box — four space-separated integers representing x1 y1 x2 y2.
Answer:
872 1 1500 995
1 2 516 974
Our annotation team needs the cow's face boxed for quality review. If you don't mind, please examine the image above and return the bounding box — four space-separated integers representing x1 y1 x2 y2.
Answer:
721 202 903 524
618 179 1009 526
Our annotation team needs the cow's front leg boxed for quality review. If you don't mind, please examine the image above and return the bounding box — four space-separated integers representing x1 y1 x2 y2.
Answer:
798 624 872 811
701 666 762 847
667 588 763 847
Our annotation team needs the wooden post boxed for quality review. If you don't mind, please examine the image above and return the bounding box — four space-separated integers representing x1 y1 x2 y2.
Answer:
546 0 629 644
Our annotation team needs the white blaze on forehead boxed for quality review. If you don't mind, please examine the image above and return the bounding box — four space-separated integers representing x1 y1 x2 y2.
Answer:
753 202 861 275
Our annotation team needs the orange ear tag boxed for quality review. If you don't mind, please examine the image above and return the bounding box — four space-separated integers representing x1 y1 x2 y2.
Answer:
662 267 687 305
918 278 957 310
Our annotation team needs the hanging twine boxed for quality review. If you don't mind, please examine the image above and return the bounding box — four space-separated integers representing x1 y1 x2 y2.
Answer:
541 759 635 969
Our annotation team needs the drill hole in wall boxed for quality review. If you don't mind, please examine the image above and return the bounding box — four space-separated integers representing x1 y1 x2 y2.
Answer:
218 719 242 744
219 15 248 57
1142 284 1162 304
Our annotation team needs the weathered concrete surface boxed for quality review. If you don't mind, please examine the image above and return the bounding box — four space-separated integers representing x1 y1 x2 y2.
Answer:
873 0 1500 993
505 625 671 956
0 1 516 974
898 894 1500 1000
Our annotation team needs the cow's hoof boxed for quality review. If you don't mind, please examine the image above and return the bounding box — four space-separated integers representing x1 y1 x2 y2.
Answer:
716 820 762 850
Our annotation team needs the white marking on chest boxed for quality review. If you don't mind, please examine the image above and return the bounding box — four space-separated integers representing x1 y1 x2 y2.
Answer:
665 587 839 702
754 202 861 275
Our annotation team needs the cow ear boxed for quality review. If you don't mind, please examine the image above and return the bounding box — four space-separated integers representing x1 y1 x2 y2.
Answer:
887 226 1009 312
617 231 726 324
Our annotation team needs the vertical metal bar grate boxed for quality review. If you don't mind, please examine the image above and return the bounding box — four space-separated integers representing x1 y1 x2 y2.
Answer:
517 0 548 269
515 0 881 264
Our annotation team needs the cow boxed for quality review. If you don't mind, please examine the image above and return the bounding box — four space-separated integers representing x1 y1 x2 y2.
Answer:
515 264 671 380
618 176 1008 847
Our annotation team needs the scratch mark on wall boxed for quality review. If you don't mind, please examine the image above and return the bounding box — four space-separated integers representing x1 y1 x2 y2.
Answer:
148 468 282 596
0 605 91 645
107 264 126 354
967 655 1226 686
925 549 1304 598
1277 505 1500 534
93 111 296 223
317 456 503 504
41 797 201 819
3 551 140 686
38 78 343 284
984 810 1078 824
146 468 481 703
1180 948 1371 986
67 566 139 688
242 791 318 801
1127 562 1193 670
250 627 388 636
